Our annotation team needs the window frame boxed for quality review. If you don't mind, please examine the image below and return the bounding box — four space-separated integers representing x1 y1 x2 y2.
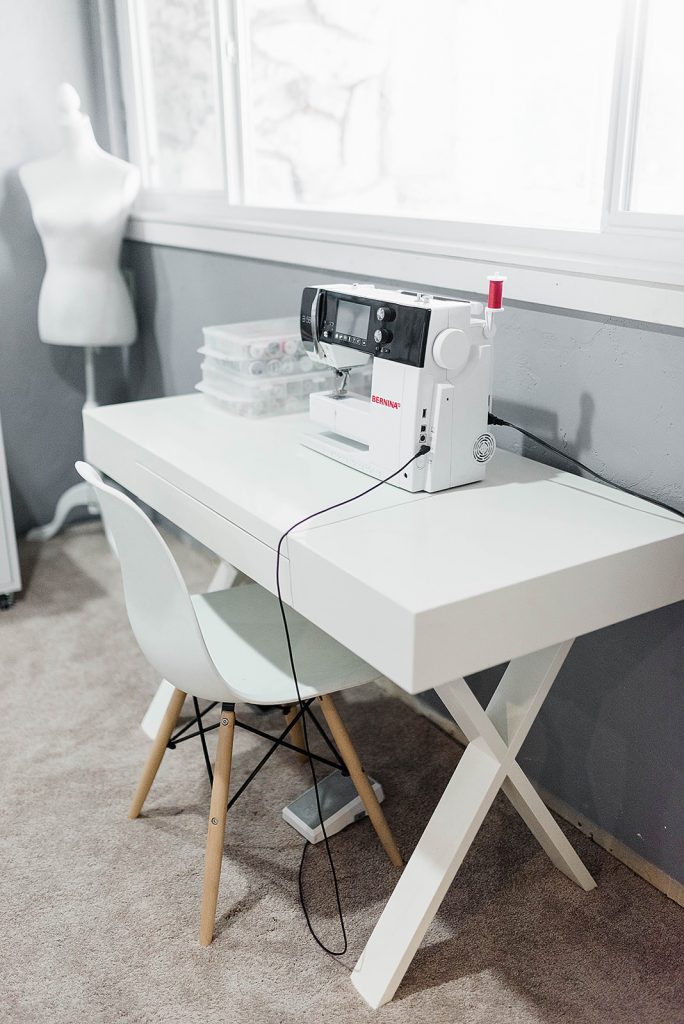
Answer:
112 0 684 328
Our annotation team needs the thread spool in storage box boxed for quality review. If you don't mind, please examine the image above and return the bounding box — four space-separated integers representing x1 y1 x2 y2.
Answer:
197 315 372 417
203 317 301 365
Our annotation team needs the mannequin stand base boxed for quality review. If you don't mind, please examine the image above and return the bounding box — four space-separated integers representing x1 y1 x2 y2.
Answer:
26 482 100 541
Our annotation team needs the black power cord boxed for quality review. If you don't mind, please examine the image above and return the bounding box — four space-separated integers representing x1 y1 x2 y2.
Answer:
275 444 430 956
489 413 684 520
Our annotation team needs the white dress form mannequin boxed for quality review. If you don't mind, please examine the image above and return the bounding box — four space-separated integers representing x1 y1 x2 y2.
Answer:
20 84 140 540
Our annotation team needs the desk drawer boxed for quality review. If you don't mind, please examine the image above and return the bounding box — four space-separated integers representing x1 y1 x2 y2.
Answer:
132 462 292 603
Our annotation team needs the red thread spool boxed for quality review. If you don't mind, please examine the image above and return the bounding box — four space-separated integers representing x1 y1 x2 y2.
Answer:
487 276 504 310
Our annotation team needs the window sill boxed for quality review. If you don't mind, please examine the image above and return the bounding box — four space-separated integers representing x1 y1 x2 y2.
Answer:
126 207 684 329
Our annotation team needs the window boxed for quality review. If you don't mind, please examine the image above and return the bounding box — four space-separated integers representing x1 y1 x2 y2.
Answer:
113 0 684 327
135 0 224 191
628 0 684 215
243 0 620 232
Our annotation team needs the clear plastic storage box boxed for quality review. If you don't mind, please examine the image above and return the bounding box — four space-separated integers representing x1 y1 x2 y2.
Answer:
201 317 305 375
197 362 371 417
196 315 371 417
198 347 319 378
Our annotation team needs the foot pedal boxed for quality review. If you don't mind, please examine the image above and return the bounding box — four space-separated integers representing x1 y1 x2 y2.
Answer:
282 769 384 844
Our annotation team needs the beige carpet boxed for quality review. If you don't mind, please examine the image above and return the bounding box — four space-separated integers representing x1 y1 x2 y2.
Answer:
1 523 682 1024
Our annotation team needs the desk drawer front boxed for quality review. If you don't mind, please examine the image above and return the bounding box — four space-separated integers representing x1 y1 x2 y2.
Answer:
131 462 291 603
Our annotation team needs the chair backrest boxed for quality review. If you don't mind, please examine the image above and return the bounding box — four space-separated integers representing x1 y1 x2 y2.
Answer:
75 461 224 700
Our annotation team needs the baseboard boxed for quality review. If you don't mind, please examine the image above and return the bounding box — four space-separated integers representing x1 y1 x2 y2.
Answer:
378 679 684 909
532 787 684 907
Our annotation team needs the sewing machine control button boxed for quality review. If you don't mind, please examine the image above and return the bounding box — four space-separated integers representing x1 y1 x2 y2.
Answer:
376 306 396 322
374 328 392 344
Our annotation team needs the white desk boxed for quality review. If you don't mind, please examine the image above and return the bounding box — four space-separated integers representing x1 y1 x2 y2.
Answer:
84 394 684 1008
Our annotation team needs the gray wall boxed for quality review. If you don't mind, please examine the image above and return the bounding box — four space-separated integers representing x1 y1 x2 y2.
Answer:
0 0 123 534
123 242 684 884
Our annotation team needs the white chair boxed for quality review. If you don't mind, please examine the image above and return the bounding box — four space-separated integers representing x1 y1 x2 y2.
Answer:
75 461 402 946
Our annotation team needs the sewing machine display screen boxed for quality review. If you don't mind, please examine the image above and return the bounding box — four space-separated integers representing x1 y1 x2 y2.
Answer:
336 300 370 340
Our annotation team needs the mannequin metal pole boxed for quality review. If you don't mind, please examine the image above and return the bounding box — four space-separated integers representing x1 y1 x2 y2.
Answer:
27 346 106 540
83 345 97 410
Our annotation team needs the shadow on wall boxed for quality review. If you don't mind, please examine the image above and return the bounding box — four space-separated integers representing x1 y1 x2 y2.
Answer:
493 393 595 471
124 240 163 402
521 602 684 879
423 595 684 882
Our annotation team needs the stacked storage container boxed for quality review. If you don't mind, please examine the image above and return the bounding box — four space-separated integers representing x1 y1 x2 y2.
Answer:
196 316 371 417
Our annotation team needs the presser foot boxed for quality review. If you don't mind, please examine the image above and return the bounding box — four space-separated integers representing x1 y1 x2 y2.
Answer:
332 368 351 399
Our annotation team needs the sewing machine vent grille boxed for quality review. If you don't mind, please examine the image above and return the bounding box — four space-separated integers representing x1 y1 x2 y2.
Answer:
473 433 496 463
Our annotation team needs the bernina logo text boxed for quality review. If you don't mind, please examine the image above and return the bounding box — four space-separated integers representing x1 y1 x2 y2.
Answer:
371 394 401 409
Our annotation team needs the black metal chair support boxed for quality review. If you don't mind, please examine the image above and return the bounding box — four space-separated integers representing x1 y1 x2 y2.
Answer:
302 703 346 765
166 698 348 805
167 699 218 748
233 718 342 771
192 696 214 787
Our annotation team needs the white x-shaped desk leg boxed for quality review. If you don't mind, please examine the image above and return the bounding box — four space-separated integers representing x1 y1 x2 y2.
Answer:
352 639 596 1009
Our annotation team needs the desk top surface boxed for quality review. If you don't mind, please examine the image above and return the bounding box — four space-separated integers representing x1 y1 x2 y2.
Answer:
87 394 424 540
85 393 683 598
85 395 684 688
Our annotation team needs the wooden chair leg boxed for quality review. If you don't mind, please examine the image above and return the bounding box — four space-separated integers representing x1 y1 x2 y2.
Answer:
283 705 308 763
199 703 236 946
128 687 187 819
318 694 403 868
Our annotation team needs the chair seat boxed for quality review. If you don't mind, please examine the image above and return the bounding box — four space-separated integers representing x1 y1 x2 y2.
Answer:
191 583 381 706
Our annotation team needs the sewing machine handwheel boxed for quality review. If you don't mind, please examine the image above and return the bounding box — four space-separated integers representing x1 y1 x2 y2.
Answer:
432 329 470 373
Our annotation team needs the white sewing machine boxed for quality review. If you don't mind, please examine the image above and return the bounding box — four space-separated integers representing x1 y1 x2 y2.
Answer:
300 280 503 493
